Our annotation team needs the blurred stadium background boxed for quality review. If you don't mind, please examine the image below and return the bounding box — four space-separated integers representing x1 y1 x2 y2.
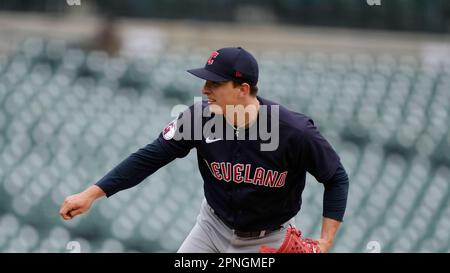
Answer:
0 0 449 253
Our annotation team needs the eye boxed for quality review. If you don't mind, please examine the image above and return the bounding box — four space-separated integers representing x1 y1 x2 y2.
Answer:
207 81 221 88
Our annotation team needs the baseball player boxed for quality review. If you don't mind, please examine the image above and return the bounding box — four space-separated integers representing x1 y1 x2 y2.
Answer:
59 47 349 253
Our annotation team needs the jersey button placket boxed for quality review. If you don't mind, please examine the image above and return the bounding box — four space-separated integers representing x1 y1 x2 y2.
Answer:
230 143 241 225
232 144 241 162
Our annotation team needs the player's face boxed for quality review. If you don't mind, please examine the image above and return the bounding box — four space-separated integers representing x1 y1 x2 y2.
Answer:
202 81 241 115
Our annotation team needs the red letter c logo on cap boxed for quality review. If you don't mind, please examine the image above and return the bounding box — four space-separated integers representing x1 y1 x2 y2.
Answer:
207 51 219 65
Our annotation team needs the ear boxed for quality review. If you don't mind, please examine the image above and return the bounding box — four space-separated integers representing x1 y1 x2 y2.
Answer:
239 83 251 97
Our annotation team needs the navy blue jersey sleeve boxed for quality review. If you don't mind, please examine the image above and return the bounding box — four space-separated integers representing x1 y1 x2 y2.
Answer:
95 139 179 197
301 119 340 183
96 106 198 197
322 162 349 222
157 104 199 156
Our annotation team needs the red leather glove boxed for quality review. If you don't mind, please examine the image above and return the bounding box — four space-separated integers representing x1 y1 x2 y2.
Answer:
259 226 321 253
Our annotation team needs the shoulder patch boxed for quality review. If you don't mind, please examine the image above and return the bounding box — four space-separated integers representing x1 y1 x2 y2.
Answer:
162 119 177 140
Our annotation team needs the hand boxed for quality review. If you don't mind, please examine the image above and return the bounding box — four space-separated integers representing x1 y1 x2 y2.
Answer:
59 185 105 220
59 192 93 220
317 238 333 253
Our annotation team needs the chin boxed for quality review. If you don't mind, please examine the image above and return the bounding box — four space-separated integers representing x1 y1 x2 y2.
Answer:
208 104 224 115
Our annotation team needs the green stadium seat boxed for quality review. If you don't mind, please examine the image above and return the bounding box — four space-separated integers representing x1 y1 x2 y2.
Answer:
97 239 125 253
1 41 450 252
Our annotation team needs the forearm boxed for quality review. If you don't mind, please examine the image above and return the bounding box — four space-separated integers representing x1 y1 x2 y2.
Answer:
320 217 341 243
316 217 342 253
83 185 106 200
322 162 349 221
318 162 348 252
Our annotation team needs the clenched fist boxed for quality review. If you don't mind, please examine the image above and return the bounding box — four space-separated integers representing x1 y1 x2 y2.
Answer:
59 185 106 220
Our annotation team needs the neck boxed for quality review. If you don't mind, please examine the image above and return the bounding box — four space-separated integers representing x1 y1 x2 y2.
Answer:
226 96 260 129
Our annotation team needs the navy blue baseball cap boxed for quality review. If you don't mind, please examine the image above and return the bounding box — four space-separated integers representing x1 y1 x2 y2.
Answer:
187 47 259 86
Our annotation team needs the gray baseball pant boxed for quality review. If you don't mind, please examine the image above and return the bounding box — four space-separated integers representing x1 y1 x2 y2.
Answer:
177 198 295 253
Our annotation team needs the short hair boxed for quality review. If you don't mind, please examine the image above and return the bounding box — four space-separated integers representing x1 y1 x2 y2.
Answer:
232 81 258 96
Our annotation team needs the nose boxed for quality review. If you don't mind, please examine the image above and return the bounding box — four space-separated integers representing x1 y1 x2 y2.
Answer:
202 84 211 95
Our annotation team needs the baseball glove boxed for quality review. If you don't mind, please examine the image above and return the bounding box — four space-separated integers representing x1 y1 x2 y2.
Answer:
259 226 321 253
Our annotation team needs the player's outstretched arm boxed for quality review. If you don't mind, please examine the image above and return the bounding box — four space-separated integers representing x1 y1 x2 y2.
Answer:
59 185 106 220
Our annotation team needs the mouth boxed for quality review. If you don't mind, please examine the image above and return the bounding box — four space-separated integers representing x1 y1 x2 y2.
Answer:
207 98 216 104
